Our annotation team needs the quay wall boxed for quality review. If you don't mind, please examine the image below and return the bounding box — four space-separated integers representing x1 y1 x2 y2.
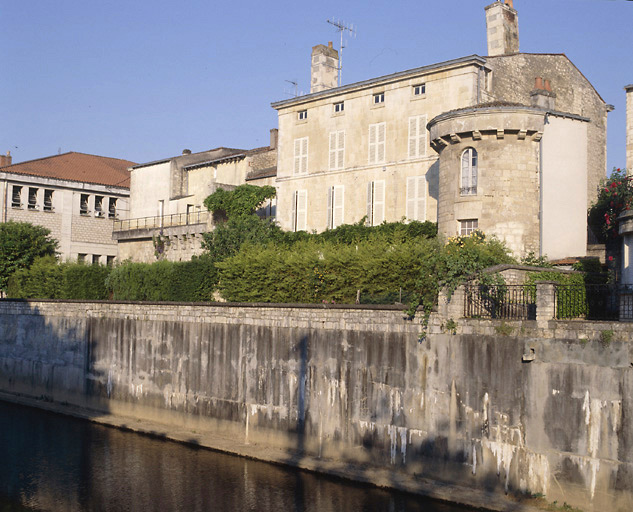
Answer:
0 300 632 511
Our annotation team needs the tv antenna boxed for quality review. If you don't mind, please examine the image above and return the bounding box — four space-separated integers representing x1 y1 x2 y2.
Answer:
327 18 356 87
284 79 299 98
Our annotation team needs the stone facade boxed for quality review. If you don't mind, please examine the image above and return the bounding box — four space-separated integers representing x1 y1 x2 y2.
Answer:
626 85 633 171
485 0 519 57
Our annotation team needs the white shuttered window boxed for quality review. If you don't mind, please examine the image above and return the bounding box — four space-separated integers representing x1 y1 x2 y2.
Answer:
408 115 427 159
293 137 309 175
291 190 308 231
326 185 344 229
406 176 427 221
366 180 385 226
368 123 386 164
329 131 345 170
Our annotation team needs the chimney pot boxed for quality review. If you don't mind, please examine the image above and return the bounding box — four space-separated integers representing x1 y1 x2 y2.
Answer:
182 149 192 155
535 77 543 90
544 79 552 92
505 0 514 8
328 41 333 49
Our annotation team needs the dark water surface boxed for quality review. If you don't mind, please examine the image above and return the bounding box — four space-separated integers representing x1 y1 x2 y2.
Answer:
0 401 479 512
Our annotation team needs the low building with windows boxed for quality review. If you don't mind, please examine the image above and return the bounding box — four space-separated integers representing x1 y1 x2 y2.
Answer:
271 0 609 259
0 151 133 264
115 131 277 262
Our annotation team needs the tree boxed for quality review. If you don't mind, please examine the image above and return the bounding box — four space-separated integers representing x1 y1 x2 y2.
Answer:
0 221 58 290
588 168 633 243
203 184 276 218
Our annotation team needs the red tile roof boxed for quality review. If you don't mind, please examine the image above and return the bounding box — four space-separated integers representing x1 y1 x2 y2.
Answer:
0 152 135 189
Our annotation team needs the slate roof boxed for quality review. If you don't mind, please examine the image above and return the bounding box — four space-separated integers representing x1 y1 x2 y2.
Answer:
0 152 135 189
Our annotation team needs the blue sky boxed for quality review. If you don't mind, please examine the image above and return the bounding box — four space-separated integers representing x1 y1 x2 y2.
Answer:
1 0 631 173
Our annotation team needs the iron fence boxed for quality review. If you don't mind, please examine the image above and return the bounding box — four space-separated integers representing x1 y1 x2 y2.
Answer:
555 284 633 321
113 211 209 232
464 284 536 320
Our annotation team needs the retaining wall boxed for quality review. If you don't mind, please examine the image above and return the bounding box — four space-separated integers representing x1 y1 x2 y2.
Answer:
0 300 631 511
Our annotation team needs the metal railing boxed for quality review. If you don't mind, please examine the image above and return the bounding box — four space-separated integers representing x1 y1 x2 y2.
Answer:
113 211 209 232
464 284 536 320
555 284 632 321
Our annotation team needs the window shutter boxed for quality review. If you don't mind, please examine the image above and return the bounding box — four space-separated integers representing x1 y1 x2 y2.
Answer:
301 138 308 174
471 150 478 189
406 176 416 220
337 131 345 169
329 133 337 170
408 118 418 158
294 139 301 175
333 186 344 228
417 176 426 221
327 186 333 229
366 182 373 225
369 124 377 164
374 180 385 224
291 191 298 231
417 116 427 157
296 190 307 231
377 123 386 163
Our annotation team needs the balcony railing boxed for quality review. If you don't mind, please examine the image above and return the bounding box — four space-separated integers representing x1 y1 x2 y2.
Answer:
113 211 209 233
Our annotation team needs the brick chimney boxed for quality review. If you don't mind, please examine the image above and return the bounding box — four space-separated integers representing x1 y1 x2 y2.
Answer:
530 77 556 110
310 41 339 93
0 151 12 167
485 0 519 57
626 84 633 172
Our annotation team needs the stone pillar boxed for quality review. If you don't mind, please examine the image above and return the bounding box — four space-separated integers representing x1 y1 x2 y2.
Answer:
485 1 519 57
310 42 339 93
626 85 633 172
535 281 557 322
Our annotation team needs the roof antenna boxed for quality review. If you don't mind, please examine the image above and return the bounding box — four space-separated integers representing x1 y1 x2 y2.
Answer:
327 18 356 87
58 147 61 155
284 79 299 98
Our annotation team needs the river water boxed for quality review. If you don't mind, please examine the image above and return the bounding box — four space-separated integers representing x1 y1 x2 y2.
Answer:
0 401 480 512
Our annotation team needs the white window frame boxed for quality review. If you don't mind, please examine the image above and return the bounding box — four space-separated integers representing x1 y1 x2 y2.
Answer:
373 92 385 104
326 185 345 229
408 115 427 159
368 123 386 165
298 110 308 121
291 190 308 232
366 180 385 226
406 176 427 222
329 130 345 171
333 101 344 113
294 137 309 175
460 219 479 236
460 147 478 196
413 83 426 96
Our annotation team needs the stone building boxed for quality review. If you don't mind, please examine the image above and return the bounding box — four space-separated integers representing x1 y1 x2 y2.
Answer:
116 131 277 262
0 151 133 264
271 0 609 259
627 84 633 171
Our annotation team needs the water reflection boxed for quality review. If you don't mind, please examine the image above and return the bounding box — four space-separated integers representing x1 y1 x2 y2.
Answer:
0 401 473 512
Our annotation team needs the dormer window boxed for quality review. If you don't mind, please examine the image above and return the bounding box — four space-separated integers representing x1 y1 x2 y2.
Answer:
298 110 308 121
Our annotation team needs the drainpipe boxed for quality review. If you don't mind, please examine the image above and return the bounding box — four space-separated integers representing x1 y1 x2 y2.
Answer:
539 113 549 258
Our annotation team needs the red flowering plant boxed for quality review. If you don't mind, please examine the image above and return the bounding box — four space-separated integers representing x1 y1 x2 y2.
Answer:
588 168 633 243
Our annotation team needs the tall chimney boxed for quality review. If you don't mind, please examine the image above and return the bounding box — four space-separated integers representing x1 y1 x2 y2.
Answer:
269 128 278 150
485 1 519 57
626 84 633 172
310 41 339 93
0 151 12 167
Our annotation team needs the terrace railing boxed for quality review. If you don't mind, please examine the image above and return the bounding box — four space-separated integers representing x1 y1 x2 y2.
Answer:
555 284 633 321
464 284 536 320
113 211 209 233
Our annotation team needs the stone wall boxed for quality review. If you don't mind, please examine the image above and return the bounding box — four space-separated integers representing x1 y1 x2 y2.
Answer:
0 300 631 511
626 85 633 171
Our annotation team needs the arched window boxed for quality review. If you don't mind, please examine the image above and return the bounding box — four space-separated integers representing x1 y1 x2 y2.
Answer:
460 148 478 195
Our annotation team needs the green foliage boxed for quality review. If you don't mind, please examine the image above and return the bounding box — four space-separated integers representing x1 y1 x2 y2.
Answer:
106 255 217 301
588 167 632 243
520 251 552 268
203 184 276 218
600 329 614 347
7 257 111 300
494 321 514 336
0 221 58 290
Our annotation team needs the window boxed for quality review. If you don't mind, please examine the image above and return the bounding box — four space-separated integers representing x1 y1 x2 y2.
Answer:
80 194 90 215
413 83 426 96
408 115 427 159
108 198 117 219
373 92 384 104
366 180 385 226
11 186 22 208
368 123 386 164
92 254 101 265
334 101 344 113
460 148 478 195
291 190 307 232
94 196 104 217
460 219 479 236
44 190 54 212
329 131 345 170
107 255 115 267
326 185 344 229
406 176 427 221
298 110 308 121
27 188 38 210
77 253 87 263
293 137 309 175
